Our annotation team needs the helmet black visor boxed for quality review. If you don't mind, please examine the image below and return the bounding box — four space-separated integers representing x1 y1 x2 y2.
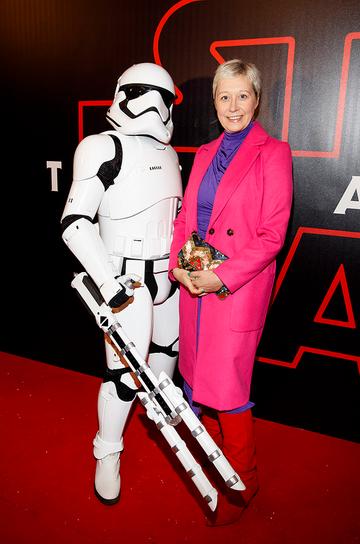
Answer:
119 84 175 109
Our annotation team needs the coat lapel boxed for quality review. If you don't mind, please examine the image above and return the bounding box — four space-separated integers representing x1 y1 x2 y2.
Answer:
186 134 224 230
209 122 268 228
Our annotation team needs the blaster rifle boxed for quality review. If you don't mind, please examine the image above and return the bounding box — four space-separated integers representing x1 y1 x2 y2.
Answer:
71 272 245 511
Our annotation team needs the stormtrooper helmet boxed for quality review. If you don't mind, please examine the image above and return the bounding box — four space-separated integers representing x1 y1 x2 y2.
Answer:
106 62 176 144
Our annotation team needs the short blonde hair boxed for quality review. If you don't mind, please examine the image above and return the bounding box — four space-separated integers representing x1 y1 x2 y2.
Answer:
213 59 262 100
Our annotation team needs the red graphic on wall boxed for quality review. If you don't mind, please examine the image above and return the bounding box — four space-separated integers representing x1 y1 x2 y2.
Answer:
313 264 356 329
209 37 294 143
258 228 360 373
207 33 360 158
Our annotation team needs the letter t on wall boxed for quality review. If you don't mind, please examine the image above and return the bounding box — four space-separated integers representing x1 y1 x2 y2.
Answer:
47 161 62 192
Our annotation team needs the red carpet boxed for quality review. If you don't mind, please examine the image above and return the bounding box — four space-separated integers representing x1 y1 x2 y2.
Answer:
0 351 359 544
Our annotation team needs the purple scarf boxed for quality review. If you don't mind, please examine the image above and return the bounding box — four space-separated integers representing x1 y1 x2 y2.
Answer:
197 122 254 238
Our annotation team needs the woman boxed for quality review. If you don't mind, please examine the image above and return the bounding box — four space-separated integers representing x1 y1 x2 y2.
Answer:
168 59 293 526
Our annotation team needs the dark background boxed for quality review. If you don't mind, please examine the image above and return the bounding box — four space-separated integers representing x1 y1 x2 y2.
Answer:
1 0 359 441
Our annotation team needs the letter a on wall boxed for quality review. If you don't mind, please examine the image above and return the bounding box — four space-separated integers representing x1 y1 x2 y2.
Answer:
313 264 356 328
334 176 360 214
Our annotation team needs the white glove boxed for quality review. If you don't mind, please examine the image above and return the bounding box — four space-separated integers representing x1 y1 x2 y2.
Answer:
100 273 142 308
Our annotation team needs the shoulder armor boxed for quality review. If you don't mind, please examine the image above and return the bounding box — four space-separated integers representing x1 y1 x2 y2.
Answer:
73 133 118 181
102 131 139 179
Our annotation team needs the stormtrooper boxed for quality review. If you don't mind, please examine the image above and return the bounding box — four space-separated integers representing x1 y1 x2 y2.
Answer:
61 62 183 504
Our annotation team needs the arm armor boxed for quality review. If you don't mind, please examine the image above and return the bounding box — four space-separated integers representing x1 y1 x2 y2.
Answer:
61 134 128 307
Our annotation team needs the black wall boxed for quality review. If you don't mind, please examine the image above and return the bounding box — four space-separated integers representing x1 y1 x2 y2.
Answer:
1 0 359 441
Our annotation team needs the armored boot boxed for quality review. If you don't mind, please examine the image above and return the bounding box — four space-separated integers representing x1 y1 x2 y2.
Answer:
93 371 137 504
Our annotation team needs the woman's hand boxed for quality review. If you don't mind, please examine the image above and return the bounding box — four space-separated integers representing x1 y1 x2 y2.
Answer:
173 268 223 296
172 268 203 296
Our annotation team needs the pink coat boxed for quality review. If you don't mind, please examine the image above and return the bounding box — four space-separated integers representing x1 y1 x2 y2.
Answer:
169 122 293 410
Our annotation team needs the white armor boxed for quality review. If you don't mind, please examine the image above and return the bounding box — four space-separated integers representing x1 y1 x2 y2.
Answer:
61 63 183 504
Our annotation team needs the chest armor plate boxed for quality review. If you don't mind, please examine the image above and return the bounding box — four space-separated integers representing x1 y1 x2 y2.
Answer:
98 133 182 219
97 133 183 260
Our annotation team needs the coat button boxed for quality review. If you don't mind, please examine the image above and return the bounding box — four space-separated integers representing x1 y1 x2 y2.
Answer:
227 228 234 236
209 228 215 235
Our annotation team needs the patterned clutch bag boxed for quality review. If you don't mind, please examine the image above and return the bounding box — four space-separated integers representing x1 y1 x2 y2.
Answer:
177 231 230 299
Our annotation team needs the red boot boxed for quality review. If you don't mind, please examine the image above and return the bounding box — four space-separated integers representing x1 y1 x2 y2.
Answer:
206 409 259 527
201 408 223 447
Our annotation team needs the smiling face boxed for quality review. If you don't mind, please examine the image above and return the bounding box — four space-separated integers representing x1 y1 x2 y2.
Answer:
214 75 259 133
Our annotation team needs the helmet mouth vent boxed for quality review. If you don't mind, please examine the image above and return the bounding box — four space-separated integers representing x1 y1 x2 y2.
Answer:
118 103 171 126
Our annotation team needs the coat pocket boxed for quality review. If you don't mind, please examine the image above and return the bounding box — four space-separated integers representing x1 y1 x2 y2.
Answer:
230 269 275 332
